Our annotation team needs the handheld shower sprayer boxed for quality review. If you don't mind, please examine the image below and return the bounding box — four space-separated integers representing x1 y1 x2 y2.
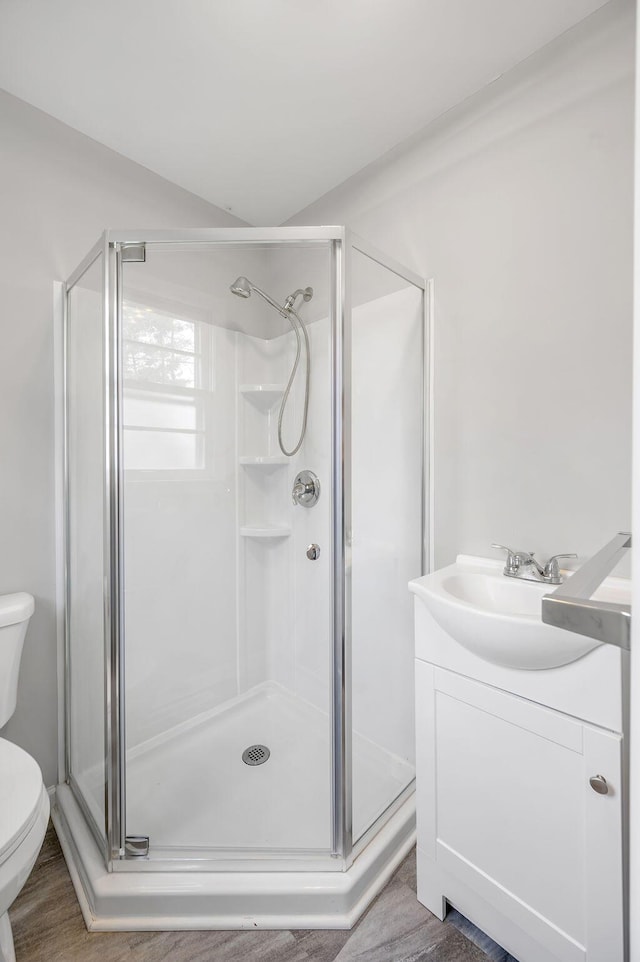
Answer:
230 276 312 457
230 276 289 317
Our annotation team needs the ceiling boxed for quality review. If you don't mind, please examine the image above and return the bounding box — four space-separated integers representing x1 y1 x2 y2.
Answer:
0 0 611 225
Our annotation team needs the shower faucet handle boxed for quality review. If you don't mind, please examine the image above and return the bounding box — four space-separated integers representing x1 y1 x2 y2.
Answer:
292 470 320 507
292 481 311 503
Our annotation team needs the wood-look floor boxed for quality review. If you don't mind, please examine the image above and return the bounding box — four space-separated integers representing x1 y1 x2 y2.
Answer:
9 825 514 962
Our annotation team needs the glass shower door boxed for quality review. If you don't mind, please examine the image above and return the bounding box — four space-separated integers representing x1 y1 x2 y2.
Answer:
348 244 424 844
118 239 336 860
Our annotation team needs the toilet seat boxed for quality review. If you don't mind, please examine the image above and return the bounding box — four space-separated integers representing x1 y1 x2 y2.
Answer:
0 739 45 866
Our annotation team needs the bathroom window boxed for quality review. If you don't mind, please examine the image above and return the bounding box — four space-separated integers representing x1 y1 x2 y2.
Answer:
122 300 213 475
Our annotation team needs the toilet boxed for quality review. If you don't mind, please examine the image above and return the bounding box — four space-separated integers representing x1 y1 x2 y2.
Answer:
0 594 49 962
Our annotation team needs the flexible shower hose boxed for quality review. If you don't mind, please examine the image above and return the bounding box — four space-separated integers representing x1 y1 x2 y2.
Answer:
278 307 310 457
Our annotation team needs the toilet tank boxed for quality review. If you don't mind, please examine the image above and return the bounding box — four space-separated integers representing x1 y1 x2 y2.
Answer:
0 593 35 728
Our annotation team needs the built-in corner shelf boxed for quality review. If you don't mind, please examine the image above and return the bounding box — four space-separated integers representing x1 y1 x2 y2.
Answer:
239 455 288 466
238 384 290 545
239 526 291 539
240 384 285 411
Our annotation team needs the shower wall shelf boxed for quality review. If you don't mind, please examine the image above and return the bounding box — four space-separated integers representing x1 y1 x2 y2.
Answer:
240 526 291 539
239 381 290 534
240 384 285 410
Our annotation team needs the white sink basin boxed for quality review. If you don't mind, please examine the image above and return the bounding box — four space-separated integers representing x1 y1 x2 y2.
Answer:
409 556 630 670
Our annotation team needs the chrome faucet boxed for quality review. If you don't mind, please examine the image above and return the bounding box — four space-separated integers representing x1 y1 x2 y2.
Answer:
491 544 577 585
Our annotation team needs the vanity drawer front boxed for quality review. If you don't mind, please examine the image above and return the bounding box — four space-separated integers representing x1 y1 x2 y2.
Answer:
415 661 624 962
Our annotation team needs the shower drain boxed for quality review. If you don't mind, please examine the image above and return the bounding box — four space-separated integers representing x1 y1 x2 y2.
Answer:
242 744 270 766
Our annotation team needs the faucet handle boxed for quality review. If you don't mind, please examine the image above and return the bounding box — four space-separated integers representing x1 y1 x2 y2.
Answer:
546 552 578 567
543 553 578 583
491 543 518 574
491 543 513 554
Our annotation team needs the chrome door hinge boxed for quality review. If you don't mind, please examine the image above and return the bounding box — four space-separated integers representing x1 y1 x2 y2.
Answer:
125 835 150 857
121 243 146 263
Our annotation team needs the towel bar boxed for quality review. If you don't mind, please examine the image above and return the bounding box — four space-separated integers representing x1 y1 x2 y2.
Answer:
541 532 631 649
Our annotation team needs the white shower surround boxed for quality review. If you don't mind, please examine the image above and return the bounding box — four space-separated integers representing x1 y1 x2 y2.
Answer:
123 286 421 779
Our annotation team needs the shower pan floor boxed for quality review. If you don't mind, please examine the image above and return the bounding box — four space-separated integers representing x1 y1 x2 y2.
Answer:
125 681 414 856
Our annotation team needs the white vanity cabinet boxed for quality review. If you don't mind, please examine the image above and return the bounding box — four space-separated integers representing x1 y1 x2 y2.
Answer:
415 660 625 962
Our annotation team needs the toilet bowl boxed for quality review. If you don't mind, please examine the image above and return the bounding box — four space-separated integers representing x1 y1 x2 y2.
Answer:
0 594 47 962
0 741 49 962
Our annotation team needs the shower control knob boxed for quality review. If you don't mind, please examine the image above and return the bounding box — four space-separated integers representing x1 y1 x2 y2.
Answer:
306 544 321 561
589 774 609 795
292 470 320 507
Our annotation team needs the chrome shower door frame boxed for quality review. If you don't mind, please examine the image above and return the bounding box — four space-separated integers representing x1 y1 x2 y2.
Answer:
62 232 122 863
62 226 430 873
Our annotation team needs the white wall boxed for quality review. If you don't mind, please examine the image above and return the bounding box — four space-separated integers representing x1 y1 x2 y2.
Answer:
288 0 635 571
0 89 245 785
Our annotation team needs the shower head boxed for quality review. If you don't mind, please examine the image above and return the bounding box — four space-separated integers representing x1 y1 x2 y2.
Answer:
230 276 252 298
229 276 287 317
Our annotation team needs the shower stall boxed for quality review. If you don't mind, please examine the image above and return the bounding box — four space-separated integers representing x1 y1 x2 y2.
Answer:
55 227 429 928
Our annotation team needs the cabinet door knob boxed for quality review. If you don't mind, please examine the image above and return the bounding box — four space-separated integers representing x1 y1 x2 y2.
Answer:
589 774 609 795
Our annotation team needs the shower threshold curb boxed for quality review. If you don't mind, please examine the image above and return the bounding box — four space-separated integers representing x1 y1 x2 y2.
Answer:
52 785 415 931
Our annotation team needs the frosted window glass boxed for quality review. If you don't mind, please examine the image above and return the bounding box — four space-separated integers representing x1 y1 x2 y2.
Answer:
124 343 195 387
122 299 208 472
124 394 197 430
123 305 194 349
123 302 197 387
